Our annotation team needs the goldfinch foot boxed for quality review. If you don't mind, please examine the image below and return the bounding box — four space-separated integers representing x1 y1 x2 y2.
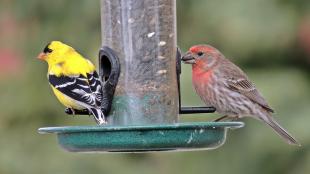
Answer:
38 41 105 125
65 108 90 115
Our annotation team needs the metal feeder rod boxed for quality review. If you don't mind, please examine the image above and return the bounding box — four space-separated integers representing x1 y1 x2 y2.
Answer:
38 0 244 153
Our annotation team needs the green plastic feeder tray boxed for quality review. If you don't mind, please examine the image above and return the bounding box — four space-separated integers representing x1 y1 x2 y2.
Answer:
38 0 246 153
38 122 244 152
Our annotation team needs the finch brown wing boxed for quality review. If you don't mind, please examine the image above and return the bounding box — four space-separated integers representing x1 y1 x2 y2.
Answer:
226 78 274 113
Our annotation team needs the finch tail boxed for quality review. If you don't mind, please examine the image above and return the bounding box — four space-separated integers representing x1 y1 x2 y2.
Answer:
259 114 300 146
89 108 106 125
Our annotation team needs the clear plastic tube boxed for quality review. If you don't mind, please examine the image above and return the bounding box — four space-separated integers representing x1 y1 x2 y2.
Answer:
101 0 178 125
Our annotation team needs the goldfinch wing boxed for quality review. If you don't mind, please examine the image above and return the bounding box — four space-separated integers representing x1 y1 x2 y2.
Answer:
86 71 103 105
48 74 99 108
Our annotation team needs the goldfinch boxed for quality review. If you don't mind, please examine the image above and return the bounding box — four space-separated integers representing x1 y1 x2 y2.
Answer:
37 41 106 125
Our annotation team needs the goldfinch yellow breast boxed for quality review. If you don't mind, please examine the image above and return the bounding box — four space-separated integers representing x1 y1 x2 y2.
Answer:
38 41 106 125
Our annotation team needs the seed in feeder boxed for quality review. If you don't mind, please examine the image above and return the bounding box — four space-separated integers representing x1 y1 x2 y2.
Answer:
158 41 166 46
158 55 165 60
128 18 134 23
101 0 178 124
157 70 167 75
147 32 155 38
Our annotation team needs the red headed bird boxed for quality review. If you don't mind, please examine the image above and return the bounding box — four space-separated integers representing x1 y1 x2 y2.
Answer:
182 44 299 145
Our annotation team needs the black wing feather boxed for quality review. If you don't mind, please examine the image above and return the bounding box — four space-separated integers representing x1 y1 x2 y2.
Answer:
87 71 103 106
49 74 98 108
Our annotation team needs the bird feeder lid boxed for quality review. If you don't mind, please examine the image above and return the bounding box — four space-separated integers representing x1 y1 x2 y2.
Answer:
38 122 244 152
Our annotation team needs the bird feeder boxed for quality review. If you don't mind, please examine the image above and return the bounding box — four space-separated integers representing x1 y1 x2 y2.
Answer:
38 0 243 152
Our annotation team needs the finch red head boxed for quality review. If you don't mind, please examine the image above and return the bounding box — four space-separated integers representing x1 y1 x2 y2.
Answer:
182 44 300 146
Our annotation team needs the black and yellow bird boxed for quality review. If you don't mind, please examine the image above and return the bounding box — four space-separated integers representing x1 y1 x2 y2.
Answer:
37 41 106 125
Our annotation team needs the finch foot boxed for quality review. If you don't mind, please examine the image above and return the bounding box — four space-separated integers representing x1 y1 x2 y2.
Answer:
65 108 76 115
213 115 228 122
65 108 90 115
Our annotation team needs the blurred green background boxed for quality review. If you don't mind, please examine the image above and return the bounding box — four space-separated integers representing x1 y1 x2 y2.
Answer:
0 0 309 174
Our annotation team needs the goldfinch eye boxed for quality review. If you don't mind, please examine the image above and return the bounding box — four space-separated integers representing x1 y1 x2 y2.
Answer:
43 43 53 53
197 51 204 56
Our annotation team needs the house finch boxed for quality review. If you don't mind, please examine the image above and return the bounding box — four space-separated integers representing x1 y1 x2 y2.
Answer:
182 44 299 145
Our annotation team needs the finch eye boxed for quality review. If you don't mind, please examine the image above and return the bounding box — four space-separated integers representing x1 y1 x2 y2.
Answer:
43 43 53 53
197 51 204 56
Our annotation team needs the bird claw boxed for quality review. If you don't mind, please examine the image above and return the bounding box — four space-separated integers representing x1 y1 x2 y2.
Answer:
71 108 75 116
213 115 240 122
213 115 228 122
65 108 75 116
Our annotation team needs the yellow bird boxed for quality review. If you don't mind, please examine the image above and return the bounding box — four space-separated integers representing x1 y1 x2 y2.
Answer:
37 41 106 125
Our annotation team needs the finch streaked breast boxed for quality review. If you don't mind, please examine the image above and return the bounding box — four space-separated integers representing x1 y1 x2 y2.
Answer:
182 44 299 145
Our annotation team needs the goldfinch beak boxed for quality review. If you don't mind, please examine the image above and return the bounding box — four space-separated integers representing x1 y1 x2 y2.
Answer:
37 52 46 60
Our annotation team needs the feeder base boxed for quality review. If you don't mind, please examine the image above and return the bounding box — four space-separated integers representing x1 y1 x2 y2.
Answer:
38 122 244 153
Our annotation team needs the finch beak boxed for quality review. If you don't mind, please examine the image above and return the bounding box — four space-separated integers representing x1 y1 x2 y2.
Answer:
181 52 196 64
37 52 46 60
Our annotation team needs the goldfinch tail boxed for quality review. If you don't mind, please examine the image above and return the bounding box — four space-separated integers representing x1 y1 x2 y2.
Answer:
89 108 106 125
